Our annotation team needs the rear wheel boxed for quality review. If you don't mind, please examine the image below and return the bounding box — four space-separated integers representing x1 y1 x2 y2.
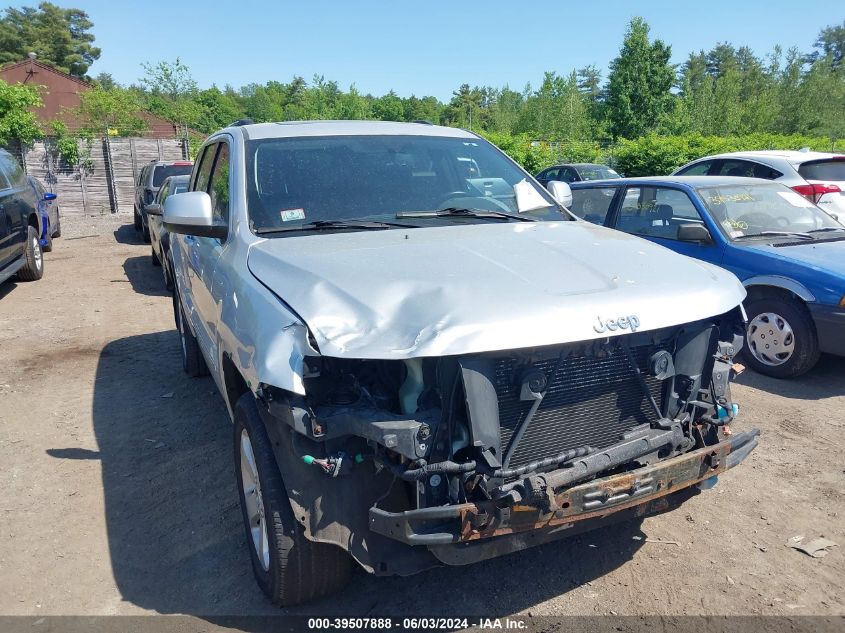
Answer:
742 297 819 378
173 292 208 377
16 226 44 281
234 393 351 605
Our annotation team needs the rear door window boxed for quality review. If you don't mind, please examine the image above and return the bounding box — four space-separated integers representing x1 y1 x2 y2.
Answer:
570 187 618 225
559 167 579 182
798 159 845 181
717 159 782 180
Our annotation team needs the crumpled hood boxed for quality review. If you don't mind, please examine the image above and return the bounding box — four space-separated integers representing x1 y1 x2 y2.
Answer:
247 221 746 359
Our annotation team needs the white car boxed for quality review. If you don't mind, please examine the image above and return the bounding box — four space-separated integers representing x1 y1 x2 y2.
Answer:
673 150 845 220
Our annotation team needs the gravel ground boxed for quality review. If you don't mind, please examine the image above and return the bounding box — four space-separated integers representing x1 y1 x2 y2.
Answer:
0 214 843 624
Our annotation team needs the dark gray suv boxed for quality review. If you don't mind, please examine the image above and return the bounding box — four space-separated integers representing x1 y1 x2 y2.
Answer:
133 160 193 242
0 149 43 286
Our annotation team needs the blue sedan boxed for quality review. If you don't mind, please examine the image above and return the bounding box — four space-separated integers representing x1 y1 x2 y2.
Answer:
569 176 845 378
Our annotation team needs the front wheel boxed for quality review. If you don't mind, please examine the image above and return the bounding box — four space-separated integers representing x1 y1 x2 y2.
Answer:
742 297 819 378
151 246 161 267
234 393 351 606
16 226 44 281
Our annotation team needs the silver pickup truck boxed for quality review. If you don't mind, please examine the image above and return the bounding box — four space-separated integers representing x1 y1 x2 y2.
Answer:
164 120 759 605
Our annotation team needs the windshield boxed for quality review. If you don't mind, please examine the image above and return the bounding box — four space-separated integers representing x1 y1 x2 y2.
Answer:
153 164 193 187
245 134 564 232
698 183 844 239
578 165 620 181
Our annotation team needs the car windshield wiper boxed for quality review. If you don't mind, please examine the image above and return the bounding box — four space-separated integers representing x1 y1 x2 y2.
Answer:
253 219 415 235
808 227 845 234
395 207 537 222
734 230 814 241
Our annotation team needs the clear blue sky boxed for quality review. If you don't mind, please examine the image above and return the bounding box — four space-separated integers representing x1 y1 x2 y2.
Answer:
52 0 838 100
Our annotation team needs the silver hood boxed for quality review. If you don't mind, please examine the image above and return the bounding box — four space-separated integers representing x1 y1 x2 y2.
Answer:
247 221 746 359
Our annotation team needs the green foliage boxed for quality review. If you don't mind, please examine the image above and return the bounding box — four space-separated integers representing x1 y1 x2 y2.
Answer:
605 17 674 139
47 118 77 166
0 79 42 144
0 2 100 77
75 86 148 136
612 133 842 177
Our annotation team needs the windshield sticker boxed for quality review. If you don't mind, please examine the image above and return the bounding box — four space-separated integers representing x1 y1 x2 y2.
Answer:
777 191 814 208
708 193 754 205
280 208 306 222
724 219 749 230
729 229 745 238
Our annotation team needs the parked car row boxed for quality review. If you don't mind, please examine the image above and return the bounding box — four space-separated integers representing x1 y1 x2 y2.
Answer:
153 121 760 606
556 150 844 378
133 159 194 243
0 149 61 287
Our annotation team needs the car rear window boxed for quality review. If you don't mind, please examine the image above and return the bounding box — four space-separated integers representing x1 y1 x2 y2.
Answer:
152 164 193 187
798 159 845 182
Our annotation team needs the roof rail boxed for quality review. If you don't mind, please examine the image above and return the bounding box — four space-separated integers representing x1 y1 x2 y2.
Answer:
412 119 434 125
229 118 255 127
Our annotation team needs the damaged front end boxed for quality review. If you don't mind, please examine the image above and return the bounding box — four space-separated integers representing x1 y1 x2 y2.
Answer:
254 305 759 575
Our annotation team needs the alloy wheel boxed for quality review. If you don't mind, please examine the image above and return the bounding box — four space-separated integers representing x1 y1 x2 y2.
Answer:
240 429 270 571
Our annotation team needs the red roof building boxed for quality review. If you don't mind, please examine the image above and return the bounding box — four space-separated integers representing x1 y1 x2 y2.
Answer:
0 57 183 139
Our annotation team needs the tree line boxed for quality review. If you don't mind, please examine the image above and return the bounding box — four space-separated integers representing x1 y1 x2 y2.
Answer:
0 3 843 175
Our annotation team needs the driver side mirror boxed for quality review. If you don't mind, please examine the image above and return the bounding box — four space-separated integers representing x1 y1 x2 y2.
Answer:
163 191 227 239
677 223 713 244
546 180 572 208
44 192 57 201
146 202 161 216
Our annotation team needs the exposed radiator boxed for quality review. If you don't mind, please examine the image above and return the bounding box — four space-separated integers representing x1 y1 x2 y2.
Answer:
493 343 665 472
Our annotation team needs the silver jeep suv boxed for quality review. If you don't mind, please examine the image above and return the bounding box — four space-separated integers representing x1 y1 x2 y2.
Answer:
164 120 759 605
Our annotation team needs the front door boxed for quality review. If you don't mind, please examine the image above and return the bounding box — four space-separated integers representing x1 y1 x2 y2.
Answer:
185 142 231 373
612 185 725 266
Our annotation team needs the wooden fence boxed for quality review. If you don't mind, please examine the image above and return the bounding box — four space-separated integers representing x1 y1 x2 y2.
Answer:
12 137 189 215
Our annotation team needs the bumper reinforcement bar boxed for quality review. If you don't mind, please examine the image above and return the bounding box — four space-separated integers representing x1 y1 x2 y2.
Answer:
369 428 759 546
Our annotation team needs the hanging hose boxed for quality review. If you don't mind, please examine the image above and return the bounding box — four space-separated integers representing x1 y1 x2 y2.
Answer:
381 444 593 482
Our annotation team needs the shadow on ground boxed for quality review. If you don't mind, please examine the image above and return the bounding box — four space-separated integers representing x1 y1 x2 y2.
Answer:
735 354 845 400
113 223 145 245
0 280 17 300
122 255 171 297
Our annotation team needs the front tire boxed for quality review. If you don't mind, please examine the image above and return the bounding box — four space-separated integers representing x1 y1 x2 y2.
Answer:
742 297 819 378
234 393 351 606
134 208 142 232
53 211 61 238
151 246 161 267
16 226 44 281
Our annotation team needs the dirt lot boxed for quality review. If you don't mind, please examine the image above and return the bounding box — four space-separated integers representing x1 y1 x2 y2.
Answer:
0 214 843 621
